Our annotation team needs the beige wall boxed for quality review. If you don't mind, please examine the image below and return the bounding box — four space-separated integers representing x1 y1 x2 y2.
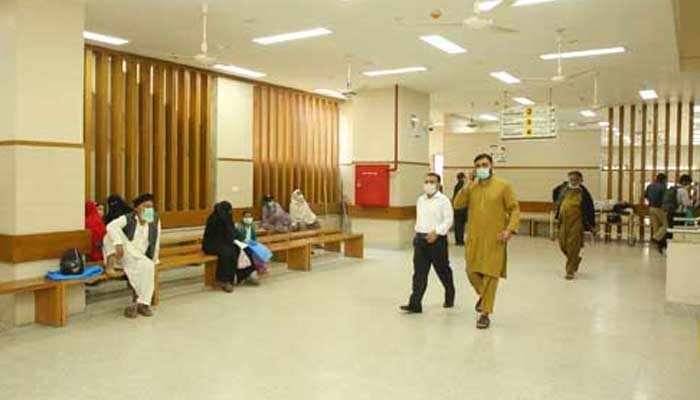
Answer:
442 130 602 202
214 78 254 208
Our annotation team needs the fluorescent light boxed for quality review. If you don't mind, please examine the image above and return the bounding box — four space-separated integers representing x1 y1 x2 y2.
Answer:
363 66 428 77
540 46 626 60
694 105 700 113
490 71 521 84
419 35 467 54
213 64 266 78
478 0 503 12
513 0 557 6
252 28 332 45
513 97 535 106
599 121 610 127
314 89 347 99
478 114 499 122
83 31 128 45
639 90 658 100
580 110 597 117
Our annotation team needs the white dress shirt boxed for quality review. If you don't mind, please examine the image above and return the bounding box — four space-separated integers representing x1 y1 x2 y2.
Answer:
415 191 454 236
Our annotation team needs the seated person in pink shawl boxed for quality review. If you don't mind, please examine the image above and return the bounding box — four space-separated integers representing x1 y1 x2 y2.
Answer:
261 194 293 233
290 189 321 231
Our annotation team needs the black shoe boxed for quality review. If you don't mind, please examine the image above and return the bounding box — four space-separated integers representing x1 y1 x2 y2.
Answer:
443 300 454 308
475 298 482 312
476 314 490 329
399 304 422 313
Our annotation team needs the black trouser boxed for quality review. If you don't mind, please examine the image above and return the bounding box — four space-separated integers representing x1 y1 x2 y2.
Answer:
409 235 455 308
454 208 468 244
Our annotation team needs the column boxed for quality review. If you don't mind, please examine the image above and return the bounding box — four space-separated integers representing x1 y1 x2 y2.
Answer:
0 0 86 325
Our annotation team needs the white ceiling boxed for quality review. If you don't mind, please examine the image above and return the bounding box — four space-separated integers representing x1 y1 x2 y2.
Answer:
85 0 697 125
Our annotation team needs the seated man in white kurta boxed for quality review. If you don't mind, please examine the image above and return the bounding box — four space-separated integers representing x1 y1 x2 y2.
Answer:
105 193 161 319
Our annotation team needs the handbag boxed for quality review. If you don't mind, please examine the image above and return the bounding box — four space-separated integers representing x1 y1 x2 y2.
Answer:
237 250 252 269
246 240 273 262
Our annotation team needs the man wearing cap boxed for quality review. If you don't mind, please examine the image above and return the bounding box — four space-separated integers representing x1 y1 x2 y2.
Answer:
105 193 161 318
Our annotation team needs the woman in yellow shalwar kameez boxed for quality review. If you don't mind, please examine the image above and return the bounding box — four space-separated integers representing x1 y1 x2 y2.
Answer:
453 153 520 329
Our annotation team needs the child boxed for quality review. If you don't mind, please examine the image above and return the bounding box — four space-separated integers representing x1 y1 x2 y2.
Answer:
239 211 271 274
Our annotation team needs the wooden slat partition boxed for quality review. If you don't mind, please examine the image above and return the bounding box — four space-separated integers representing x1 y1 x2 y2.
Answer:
676 102 683 181
124 60 138 201
84 49 94 199
110 55 124 195
618 106 625 201
152 66 166 211
652 103 659 178
253 86 340 208
165 67 178 211
85 48 212 213
139 63 152 195
640 104 648 238
628 105 636 204
690 101 695 176
94 52 109 203
664 101 671 177
607 107 614 199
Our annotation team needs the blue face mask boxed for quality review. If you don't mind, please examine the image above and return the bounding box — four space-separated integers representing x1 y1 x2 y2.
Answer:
476 168 491 180
142 207 156 223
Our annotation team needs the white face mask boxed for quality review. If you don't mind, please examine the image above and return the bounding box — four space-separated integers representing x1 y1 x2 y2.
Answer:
423 183 438 195
476 168 491 180
568 183 581 190
243 217 253 225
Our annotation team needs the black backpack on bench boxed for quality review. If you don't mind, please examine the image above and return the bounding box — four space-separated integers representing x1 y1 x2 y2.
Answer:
60 248 85 275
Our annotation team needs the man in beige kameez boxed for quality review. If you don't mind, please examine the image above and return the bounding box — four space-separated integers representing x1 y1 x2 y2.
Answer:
453 153 520 329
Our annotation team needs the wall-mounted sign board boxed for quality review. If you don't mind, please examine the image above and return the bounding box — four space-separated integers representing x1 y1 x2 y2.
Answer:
501 106 557 140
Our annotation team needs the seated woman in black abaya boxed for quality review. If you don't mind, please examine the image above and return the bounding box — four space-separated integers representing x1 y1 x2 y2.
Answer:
202 201 259 293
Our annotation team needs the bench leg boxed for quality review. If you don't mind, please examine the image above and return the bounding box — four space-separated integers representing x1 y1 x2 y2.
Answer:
287 246 311 272
152 268 160 306
344 237 364 258
204 260 217 288
324 242 341 253
35 284 65 327
272 251 288 263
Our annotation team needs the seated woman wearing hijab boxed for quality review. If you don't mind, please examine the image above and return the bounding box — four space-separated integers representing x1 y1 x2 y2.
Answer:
85 201 106 262
261 194 294 233
202 201 260 293
290 189 321 231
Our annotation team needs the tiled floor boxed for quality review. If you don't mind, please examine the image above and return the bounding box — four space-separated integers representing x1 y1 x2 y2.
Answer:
1 236 698 400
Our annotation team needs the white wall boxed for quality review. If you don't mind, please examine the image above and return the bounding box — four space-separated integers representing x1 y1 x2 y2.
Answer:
214 78 254 208
442 130 602 202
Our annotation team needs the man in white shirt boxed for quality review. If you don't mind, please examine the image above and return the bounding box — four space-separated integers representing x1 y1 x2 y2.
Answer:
105 193 161 319
400 173 455 313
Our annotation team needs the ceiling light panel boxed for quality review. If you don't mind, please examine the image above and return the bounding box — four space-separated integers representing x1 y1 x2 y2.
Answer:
512 97 535 106
513 0 558 6
314 89 347 99
363 66 428 77
419 35 467 54
540 46 626 60
639 90 658 100
252 28 332 45
580 110 597 117
490 71 521 84
83 31 129 45
213 64 266 78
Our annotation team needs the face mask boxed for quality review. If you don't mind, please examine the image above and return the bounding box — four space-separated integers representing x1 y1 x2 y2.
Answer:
568 183 581 190
243 217 253 225
423 183 438 195
476 168 491 180
142 207 155 223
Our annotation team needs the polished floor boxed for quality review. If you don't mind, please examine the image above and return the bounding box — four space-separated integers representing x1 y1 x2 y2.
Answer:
1 237 698 400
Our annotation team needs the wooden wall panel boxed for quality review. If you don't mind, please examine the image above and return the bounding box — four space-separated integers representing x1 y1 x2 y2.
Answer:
252 86 340 208
618 106 625 200
165 67 178 211
84 49 94 200
110 55 124 196
189 72 201 209
152 65 165 211
652 103 659 178
607 107 614 199
94 52 109 203
690 101 695 176
628 105 636 204
676 102 683 181
664 101 671 176
199 75 210 208
139 63 152 195
639 104 648 238
177 69 190 210
124 60 138 201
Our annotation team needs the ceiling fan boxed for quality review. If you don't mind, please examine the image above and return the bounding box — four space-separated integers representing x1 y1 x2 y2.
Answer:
159 3 220 66
341 63 359 98
521 30 596 84
396 0 518 34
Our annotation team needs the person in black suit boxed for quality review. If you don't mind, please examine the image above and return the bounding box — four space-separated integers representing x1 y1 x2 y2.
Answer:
453 172 468 245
